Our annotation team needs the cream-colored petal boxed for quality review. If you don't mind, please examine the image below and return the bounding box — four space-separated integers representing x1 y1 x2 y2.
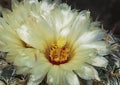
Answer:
79 41 109 55
1 9 24 29
0 24 21 45
75 64 100 81
0 26 24 52
23 1 74 41
50 4 77 31
17 25 46 50
25 0 38 4
27 81 40 85
75 30 106 44
68 10 90 43
39 0 56 14
16 66 31 74
47 65 68 85
6 49 37 74
26 51 51 85
28 60 51 85
24 13 54 42
60 61 80 72
65 71 80 85
45 3 77 39
0 40 7 52
73 47 96 57
47 66 79 85
28 64 51 85
14 49 36 67
6 54 16 63
6 49 35 75
0 44 25 53
2 0 26 29
88 56 108 68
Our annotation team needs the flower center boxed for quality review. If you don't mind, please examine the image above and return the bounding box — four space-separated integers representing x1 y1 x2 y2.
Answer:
47 37 71 65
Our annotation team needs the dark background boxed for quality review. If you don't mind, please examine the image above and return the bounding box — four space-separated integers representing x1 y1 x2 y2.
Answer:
0 0 120 36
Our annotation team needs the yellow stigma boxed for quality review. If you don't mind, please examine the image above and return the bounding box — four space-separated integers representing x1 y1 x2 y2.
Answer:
48 37 71 65
57 37 66 48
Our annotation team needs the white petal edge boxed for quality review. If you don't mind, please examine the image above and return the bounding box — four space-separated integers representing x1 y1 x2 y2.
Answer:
65 71 80 85
88 56 108 68
14 49 36 67
47 66 69 85
75 30 106 44
47 66 80 85
68 10 90 44
79 41 109 55
28 62 51 85
75 64 100 81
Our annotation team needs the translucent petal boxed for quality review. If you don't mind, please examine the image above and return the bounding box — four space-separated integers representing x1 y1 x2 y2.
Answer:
49 4 77 36
68 10 90 43
0 32 19 45
26 51 51 85
47 66 64 85
60 61 80 72
0 24 24 52
39 0 56 14
16 66 31 74
6 54 16 63
65 71 80 85
6 49 35 74
17 25 46 50
88 56 108 67
28 62 51 85
79 41 109 55
24 0 38 4
75 64 100 80
1 9 24 29
76 29 106 44
47 66 79 85
24 13 54 42
14 49 36 67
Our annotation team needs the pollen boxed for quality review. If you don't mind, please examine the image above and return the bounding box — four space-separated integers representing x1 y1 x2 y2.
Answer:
48 38 71 65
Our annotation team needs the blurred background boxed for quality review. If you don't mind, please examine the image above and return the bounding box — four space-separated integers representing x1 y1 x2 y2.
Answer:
0 0 120 36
